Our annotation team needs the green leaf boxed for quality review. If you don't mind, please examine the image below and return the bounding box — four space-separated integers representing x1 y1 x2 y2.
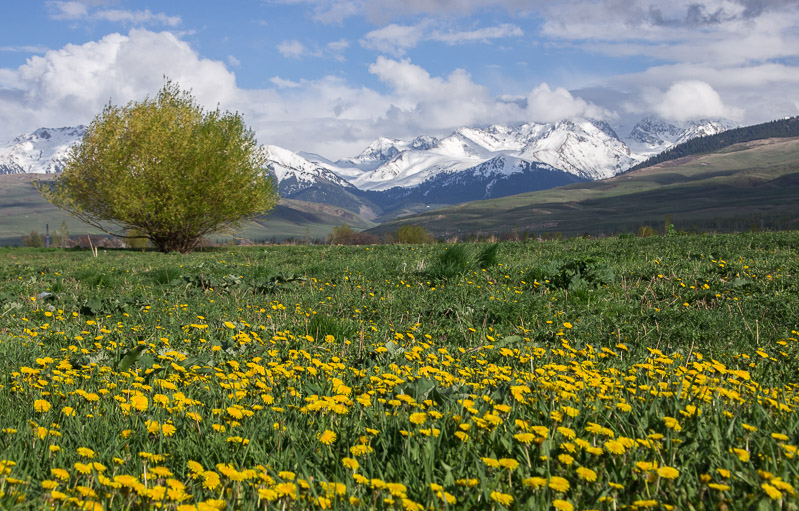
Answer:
116 345 147 373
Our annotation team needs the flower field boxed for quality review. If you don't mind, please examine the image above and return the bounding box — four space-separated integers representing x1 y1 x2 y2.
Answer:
1 232 798 510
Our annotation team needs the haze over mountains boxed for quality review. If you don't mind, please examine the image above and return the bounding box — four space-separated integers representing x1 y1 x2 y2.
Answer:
0 117 736 221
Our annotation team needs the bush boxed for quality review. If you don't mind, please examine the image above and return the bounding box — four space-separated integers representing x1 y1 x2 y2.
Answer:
21 231 44 248
396 225 434 244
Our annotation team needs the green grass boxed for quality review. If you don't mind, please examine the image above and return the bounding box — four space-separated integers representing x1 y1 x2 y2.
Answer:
1 233 798 509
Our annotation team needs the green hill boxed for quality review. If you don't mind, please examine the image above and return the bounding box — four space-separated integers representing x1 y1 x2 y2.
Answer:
371 136 799 237
628 116 799 172
0 174 374 245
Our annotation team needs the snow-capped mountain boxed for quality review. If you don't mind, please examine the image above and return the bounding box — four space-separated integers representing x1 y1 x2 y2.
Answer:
1 116 737 219
625 118 739 157
265 145 353 194
0 126 86 174
311 118 638 191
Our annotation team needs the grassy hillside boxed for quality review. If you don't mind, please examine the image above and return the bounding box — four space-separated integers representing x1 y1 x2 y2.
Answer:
0 174 374 245
628 116 799 171
372 137 799 237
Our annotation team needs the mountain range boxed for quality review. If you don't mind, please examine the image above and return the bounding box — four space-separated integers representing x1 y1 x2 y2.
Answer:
0 117 737 221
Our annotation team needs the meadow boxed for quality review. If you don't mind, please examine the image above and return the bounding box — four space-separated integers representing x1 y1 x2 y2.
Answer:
0 232 798 510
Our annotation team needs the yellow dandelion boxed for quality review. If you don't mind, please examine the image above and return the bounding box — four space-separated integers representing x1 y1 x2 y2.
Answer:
319 430 337 445
489 491 513 506
576 467 597 482
553 499 574 511
34 399 51 413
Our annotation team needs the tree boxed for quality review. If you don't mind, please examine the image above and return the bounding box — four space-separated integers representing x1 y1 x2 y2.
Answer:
38 80 278 253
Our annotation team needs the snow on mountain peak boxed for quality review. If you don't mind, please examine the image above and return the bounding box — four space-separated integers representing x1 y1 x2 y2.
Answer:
0 126 86 174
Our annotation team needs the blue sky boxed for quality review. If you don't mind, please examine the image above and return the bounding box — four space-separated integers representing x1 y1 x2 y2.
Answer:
2 1 798 158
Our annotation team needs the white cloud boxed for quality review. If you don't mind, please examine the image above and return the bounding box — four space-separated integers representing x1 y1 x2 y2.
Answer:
361 20 523 55
270 76 303 88
277 40 308 58
277 38 349 60
93 9 181 27
227 55 241 67
525 83 609 123
360 23 429 56
2 27 795 162
47 1 181 27
327 39 350 52
433 24 523 44
48 1 89 20
649 81 731 121
0 45 50 54
0 30 236 139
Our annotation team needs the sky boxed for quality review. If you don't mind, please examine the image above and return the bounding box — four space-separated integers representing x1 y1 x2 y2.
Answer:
1 0 798 159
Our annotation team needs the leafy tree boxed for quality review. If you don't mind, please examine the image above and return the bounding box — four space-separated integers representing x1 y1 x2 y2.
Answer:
38 81 278 253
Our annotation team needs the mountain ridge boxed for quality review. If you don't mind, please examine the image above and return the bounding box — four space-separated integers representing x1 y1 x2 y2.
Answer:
0 117 739 222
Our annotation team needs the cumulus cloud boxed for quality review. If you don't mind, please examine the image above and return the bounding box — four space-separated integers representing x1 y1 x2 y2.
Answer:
646 80 742 121
0 30 236 138
525 83 610 123
361 21 523 55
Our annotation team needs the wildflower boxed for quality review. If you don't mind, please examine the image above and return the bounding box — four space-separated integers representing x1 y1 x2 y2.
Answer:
409 413 427 425
762 483 782 500
490 491 513 506
576 467 598 482
77 447 95 459
553 500 574 511
663 416 681 431
318 430 336 445
709 483 731 491
499 458 519 470
482 457 500 469
605 440 626 455
658 466 680 479
51 468 69 481
731 448 750 462
771 432 789 442
342 457 359 471
549 476 570 492
34 399 51 413
514 432 536 444
523 477 547 489
557 427 576 439
558 454 574 465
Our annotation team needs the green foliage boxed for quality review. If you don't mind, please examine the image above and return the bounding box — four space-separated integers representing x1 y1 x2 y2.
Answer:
638 225 657 237
396 224 434 244
21 230 44 247
329 223 378 245
38 80 278 253
547 256 615 291
475 243 499 268
425 244 472 280
425 243 500 280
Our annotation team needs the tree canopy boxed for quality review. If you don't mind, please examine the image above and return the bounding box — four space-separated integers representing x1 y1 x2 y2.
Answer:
39 81 278 253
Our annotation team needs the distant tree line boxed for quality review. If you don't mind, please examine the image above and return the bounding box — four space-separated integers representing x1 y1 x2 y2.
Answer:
628 116 799 172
